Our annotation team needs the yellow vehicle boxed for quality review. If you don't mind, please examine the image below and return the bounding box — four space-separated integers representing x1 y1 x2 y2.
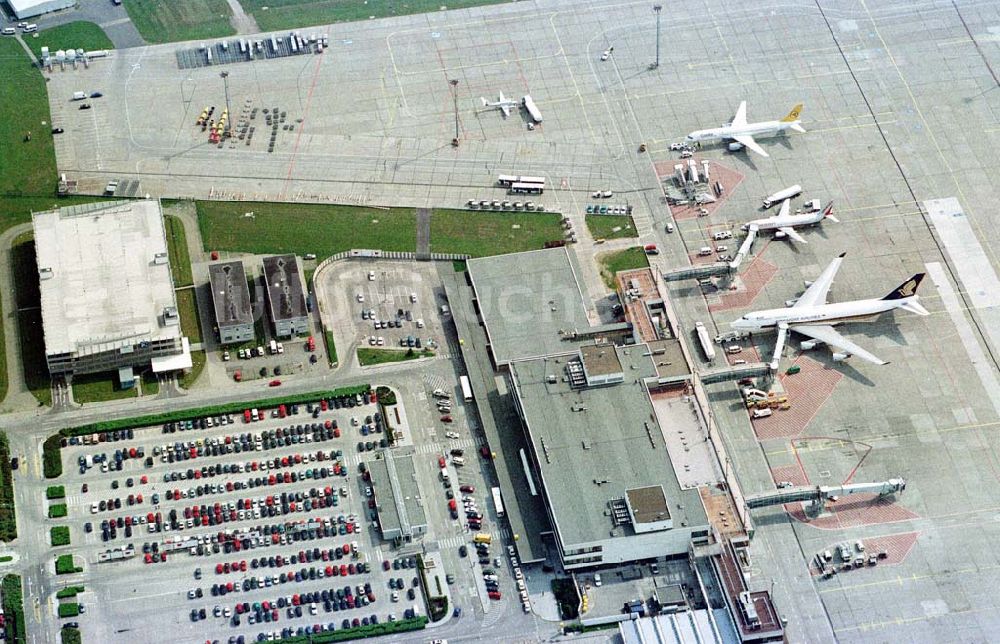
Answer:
473 533 492 545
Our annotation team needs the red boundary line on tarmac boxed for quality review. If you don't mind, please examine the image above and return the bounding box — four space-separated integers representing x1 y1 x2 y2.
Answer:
281 55 325 197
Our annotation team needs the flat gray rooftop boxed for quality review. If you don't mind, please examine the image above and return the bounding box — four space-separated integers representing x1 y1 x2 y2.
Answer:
468 248 592 365
368 449 426 538
510 345 706 548
208 261 253 327
32 200 179 356
262 255 306 322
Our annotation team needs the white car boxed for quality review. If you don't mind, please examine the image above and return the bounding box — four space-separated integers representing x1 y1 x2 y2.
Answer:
369 336 377 345
377 337 384 346
445 431 460 439
368 271 375 281
600 49 610 61
356 293 365 303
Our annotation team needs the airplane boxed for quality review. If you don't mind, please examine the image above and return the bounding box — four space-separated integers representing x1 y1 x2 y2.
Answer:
479 92 519 118
685 101 805 157
730 253 929 369
742 200 838 243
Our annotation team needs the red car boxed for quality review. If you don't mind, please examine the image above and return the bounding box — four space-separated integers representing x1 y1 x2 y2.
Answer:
383 560 391 571
448 499 457 511
269 379 282 387
480 446 491 459
438 456 446 469
488 591 502 600
460 485 475 493
440 415 453 423
244 409 252 423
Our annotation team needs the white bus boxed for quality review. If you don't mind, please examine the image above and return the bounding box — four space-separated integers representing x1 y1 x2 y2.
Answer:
510 182 544 195
491 486 505 518
459 375 473 402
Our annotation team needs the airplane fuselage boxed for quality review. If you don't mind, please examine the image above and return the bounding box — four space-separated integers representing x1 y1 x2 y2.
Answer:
687 119 796 143
732 298 908 331
745 209 826 232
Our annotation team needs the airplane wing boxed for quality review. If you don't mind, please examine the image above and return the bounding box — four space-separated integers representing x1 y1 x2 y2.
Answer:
500 104 511 117
775 199 791 218
732 101 748 127
777 227 807 243
792 324 888 365
795 252 845 308
732 134 768 157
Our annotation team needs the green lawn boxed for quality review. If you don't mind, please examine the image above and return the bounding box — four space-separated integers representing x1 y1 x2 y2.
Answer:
597 247 649 289
176 289 202 344
0 434 16 541
46 485 65 500
242 0 510 32
178 350 206 389
429 210 564 257
324 329 337 366
11 234 51 406
71 371 137 404
55 586 83 599
54 554 80 575
585 215 638 240
60 626 81 644
50 526 71 547
2 576 24 644
197 201 416 257
24 21 113 61
164 215 193 287
357 347 433 367
48 503 67 519
122 0 234 44
57 603 79 618
196 201 563 259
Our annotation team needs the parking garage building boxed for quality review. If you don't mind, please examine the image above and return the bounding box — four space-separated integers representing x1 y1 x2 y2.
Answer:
33 200 190 378
263 254 308 338
209 261 254 344
367 448 427 543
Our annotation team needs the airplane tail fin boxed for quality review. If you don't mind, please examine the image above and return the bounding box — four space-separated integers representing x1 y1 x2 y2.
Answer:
480 97 488 107
822 201 839 223
780 103 804 123
882 273 925 301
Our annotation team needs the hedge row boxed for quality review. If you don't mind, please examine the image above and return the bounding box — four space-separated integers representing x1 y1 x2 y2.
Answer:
277 616 428 643
43 434 62 479
46 485 65 499
60 385 371 437
60 627 81 644
55 585 84 599
57 603 79 618
0 434 15 541
50 526 71 547
48 504 67 519
2 575 25 644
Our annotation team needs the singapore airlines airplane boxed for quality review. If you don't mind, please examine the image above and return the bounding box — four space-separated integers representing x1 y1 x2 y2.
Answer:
742 200 838 243
480 92 519 117
685 101 805 157
730 253 928 369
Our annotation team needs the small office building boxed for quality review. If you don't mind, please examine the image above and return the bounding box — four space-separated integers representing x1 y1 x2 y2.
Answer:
262 255 308 338
367 448 428 542
209 261 254 345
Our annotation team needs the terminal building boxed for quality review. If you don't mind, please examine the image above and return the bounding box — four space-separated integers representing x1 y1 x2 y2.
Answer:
8 0 74 19
465 249 710 570
209 261 254 345
366 447 428 543
262 255 308 338
33 201 191 380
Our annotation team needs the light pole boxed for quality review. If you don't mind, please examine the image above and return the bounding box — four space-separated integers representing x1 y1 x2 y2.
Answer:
653 4 662 69
450 79 460 146
220 71 231 138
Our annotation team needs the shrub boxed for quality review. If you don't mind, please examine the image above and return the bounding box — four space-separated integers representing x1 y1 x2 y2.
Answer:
0 433 16 540
55 555 80 575
48 504 67 519
2 575 25 644
43 434 62 478
60 626 81 644
55 586 83 599
57 603 79 618
50 526 70 546
46 485 65 499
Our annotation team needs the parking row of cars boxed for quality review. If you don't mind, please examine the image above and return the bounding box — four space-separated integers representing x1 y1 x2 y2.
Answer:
465 199 545 211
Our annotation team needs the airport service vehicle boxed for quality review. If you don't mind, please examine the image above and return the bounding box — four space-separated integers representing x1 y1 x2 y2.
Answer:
761 184 803 208
744 199 837 242
686 101 805 157
731 253 928 368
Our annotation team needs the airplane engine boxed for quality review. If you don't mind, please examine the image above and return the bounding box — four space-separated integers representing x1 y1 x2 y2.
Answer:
832 352 850 362
785 299 799 308
800 340 818 350
728 142 744 152
774 230 786 238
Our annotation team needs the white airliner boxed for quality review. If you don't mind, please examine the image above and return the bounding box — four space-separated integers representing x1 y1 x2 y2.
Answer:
685 101 805 157
480 92 519 117
743 200 838 243
731 253 928 369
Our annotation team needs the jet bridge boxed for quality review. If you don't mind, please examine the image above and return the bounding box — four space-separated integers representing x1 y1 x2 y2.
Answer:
699 362 771 384
662 229 757 282
746 478 906 515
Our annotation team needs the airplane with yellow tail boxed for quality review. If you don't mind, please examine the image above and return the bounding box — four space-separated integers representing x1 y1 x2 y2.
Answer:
685 101 805 157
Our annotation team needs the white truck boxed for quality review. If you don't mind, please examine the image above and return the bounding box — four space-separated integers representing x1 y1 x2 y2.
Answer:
762 184 802 208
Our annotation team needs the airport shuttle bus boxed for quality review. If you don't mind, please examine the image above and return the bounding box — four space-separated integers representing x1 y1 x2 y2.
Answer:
491 486 505 518
510 182 544 195
460 375 474 402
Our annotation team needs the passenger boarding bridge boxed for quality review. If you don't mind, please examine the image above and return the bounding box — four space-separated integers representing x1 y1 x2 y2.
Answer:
663 228 758 282
746 478 906 515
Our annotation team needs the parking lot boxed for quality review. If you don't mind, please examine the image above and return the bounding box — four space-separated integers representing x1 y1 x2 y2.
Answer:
52 390 431 643
320 260 449 366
